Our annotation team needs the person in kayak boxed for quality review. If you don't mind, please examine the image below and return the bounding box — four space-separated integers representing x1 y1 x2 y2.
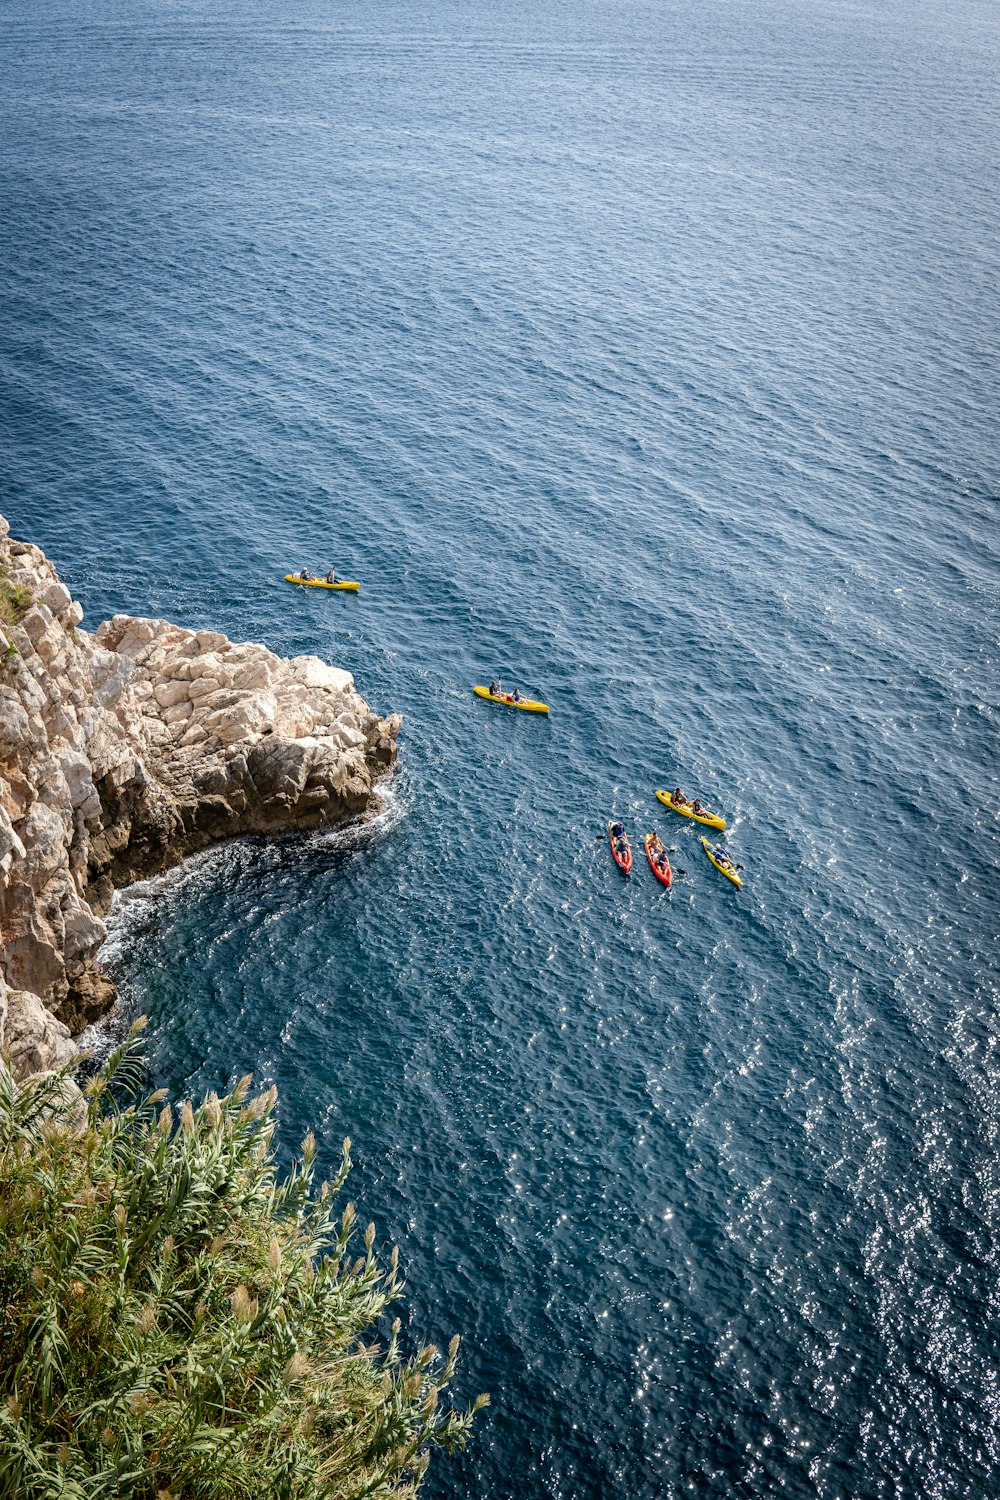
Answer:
691 798 703 815
672 787 686 806
299 568 314 581
713 845 734 870
325 569 337 584
489 680 499 696
512 688 522 703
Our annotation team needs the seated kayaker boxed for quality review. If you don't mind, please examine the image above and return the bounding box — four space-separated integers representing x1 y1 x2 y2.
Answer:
610 821 624 839
691 799 703 815
673 787 686 806
714 845 733 869
512 688 521 703
489 680 499 696
325 569 337 584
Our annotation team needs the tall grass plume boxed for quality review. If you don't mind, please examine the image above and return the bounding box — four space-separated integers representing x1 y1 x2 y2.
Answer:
0 1026 487 1497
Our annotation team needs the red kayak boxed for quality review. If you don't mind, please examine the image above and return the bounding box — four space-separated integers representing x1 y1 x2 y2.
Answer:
608 821 632 874
644 833 673 888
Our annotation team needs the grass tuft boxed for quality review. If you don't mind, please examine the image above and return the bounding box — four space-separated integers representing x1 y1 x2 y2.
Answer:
0 565 32 626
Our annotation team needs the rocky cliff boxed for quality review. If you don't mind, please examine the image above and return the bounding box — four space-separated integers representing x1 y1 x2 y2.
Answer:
0 515 400 1082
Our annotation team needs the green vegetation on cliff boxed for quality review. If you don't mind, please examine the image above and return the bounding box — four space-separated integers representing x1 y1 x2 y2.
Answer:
0 565 31 627
0 1029 485 1498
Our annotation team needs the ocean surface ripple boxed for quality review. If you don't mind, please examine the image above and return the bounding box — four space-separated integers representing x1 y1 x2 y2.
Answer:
2 0 998 1495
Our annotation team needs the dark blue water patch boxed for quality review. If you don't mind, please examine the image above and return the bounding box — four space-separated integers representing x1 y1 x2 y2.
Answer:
4 0 1000 1495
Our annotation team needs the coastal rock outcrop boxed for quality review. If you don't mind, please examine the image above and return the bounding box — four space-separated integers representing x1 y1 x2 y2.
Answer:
0 515 399 1070
0 973 77 1081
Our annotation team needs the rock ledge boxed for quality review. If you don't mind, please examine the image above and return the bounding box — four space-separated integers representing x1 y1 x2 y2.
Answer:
0 516 399 1077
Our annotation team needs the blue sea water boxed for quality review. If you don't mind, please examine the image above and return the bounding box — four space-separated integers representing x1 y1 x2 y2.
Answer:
2 0 999 1494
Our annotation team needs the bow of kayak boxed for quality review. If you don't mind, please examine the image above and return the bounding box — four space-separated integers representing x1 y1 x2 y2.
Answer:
644 833 672 888
656 788 726 830
473 686 549 714
700 837 743 886
284 575 360 591
608 822 632 874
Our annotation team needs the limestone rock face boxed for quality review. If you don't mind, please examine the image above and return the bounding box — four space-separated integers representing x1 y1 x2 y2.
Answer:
0 515 399 1070
0 975 76 1080
90 612 401 876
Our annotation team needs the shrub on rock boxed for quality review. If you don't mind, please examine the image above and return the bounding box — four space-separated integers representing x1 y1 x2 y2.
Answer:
0 1027 485 1498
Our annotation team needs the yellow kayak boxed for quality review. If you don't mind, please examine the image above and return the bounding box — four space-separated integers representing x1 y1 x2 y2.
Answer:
284 574 360 592
700 837 743 887
473 686 549 715
656 789 726 830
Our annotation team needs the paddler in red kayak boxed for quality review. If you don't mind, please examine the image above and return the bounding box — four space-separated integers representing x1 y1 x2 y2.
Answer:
609 821 632 873
645 832 672 886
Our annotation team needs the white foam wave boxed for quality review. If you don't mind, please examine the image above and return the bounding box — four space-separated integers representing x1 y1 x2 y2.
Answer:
83 782 410 1059
312 773 412 850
